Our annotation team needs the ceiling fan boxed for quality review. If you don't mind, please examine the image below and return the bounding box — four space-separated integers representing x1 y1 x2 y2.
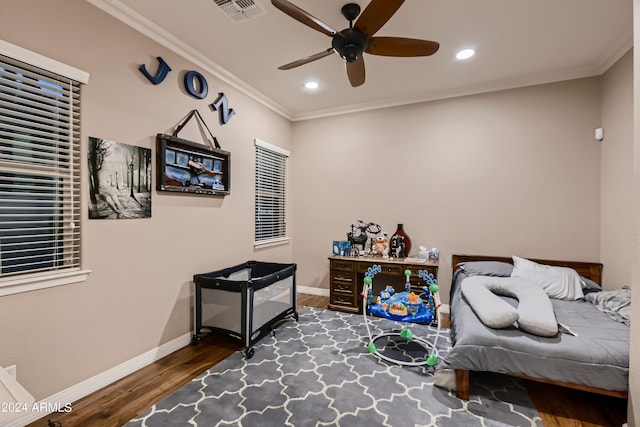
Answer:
271 0 440 87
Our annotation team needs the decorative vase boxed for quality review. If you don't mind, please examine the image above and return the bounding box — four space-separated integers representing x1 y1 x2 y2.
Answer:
390 223 411 258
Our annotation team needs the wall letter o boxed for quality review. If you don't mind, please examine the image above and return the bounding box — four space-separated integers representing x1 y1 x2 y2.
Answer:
184 70 208 99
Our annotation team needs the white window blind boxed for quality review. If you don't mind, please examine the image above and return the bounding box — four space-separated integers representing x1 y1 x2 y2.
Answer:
255 139 289 246
0 53 82 281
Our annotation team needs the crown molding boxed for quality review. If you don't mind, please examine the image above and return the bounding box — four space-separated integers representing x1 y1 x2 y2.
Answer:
596 32 633 75
291 66 610 121
85 0 295 120
84 0 633 123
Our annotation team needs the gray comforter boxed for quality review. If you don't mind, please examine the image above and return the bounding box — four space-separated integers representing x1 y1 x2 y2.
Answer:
440 270 629 392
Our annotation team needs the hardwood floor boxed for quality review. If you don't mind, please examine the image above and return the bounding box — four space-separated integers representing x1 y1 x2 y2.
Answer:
29 293 627 427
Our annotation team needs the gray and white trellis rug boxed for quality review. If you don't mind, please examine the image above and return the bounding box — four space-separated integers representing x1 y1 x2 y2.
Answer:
124 307 542 427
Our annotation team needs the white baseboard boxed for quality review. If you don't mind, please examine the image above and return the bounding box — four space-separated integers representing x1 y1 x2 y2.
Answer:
7 332 192 427
297 285 329 297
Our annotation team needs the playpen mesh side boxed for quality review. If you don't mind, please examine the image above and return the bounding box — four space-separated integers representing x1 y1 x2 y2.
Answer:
200 288 242 334
253 274 294 331
198 267 252 335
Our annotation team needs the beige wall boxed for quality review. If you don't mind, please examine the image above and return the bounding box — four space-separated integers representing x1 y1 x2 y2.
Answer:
601 49 634 289
0 0 292 399
291 78 603 299
629 1 640 424
599 42 635 424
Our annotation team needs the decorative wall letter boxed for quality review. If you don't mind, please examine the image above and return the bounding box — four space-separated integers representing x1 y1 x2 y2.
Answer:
139 56 172 85
184 70 209 99
138 56 236 125
210 93 236 125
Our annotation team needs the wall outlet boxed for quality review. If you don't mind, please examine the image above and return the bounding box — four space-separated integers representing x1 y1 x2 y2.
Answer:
4 365 16 380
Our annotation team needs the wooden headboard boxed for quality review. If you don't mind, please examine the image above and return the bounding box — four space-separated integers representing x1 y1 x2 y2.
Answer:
451 254 603 285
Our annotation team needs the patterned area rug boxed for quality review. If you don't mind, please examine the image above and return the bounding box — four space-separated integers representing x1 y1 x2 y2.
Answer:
125 307 542 427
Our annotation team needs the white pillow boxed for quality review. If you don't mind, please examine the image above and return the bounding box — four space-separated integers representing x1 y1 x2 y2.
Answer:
511 256 584 300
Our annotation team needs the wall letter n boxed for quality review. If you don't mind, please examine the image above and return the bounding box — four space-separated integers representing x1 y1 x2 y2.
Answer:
139 56 172 85
210 93 236 125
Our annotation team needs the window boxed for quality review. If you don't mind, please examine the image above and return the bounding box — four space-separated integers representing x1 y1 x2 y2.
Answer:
254 139 289 247
0 40 90 296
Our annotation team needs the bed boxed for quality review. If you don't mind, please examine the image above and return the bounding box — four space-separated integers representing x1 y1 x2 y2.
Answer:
435 254 630 401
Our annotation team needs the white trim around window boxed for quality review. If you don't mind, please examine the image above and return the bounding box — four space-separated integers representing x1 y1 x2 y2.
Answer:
0 269 91 297
254 139 289 248
0 39 91 296
0 39 90 84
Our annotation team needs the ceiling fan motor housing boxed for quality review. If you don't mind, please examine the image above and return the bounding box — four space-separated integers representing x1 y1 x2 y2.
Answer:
272 0 440 87
332 28 369 62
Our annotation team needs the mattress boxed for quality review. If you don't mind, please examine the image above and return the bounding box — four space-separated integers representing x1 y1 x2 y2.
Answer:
441 269 629 392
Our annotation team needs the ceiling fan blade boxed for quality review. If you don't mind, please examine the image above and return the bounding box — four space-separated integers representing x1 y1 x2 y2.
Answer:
366 37 440 57
346 56 365 87
278 48 335 70
354 0 405 38
271 0 337 37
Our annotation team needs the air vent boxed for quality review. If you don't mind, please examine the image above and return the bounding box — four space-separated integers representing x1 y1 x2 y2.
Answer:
213 0 265 22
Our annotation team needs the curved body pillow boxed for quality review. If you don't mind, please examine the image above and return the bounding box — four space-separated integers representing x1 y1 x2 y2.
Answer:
461 276 558 337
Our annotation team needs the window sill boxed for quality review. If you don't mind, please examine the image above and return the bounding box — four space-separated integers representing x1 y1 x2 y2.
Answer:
0 269 92 297
254 237 290 249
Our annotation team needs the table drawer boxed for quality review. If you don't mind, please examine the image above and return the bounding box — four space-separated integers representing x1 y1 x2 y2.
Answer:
331 280 357 294
379 263 404 275
331 270 355 284
330 291 357 307
407 266 437 283
331 280 356 294
331 259 355 272
356 262 405 275
407 265 437 276
408 283 428 296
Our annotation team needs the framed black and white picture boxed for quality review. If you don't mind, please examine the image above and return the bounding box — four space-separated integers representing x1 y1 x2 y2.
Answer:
88 137 152 219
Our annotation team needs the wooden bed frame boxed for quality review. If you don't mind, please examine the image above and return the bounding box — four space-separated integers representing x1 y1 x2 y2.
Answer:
450 254 628 401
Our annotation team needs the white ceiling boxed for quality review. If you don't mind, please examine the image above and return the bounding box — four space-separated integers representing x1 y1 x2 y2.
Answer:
88 0 633 121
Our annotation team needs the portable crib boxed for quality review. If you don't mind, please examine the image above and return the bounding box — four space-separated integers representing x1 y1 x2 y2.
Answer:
192 261 297 358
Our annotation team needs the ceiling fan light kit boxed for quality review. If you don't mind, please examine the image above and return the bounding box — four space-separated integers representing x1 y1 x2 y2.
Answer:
271 0 440 87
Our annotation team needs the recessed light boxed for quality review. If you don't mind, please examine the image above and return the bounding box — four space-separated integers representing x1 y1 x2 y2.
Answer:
456 49 475 60
305 81 319 89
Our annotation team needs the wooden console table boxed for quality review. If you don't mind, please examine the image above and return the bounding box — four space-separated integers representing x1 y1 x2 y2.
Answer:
328 255 439 314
